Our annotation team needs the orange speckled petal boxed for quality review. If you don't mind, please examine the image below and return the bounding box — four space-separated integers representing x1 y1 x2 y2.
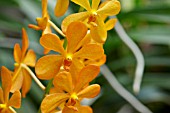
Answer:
21 69 32 98
21 28 29 58
73 44 104 60
8 90 21 108
77 84 100 98
13 44 21 63
79 106 93 113
66 22 87 53
35 55 63 80
41 93 69 113
74 65 100 92
96 0 121 16
105 18 117 30
40 33 65 55
71 0 91 11
23 50 36 67
61 12 89 33
53 71 72 93
55 0 69 17
1 66 12 103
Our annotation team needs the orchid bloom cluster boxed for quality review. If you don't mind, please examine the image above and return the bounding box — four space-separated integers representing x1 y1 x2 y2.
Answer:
0 0 120 113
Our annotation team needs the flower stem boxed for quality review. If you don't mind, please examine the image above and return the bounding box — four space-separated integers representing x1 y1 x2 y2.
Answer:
113 17 145 94
9 107 16 113
48 20 65 37
21 64 45 90
101 65 152 113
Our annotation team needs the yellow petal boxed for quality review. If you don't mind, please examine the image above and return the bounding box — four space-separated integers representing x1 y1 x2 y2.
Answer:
61 12 89 33
69 58 84 85
92 0 100 10
42 0 48 17
79 106 93 113
11 69 23 93
1 66 12 103
21 69 32 97
83 54 106 66
73 44 104 60
66 22 87 53
8 90 21 108
41 93 69 113
96 0 121 16
49 87 63 94
55 0 69 17
35 55 63 80
90 17 107 43
105 18 117 30
74 65 100 92
53 71 72 93
21 28 29 59
75 33 91 52
13 44 21 63
40 33 65 55
23 50 36 67
71 0 91 11
0 88 4 103
77 84 100 98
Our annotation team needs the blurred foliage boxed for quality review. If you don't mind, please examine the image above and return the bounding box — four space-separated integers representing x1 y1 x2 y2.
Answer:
0 0 170 113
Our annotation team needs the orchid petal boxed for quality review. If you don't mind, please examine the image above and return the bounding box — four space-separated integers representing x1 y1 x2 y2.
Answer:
55 0 69 17
41 93 69 113
71 0 91 11
74 44 104 60
13 44 21 63
69 58 84 84
21 69 32 97
23 50 36 67
105 18 117 30
66 22 87 53
90 17 107 43
1 66 12 103
74 65 100 92
77 84 100 98
92 0 100 10
8 90 21 108
42 0 48 17
79 106 93 113
0 88 4 103
96 0 121 16
11 69 23 93
40 33 65 55
62 12 89 33
21 28 29 59
53 71 72 93
35 55 63 80
83 54 106 66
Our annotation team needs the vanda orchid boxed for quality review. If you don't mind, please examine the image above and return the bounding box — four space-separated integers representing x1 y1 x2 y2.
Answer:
0 0 123 113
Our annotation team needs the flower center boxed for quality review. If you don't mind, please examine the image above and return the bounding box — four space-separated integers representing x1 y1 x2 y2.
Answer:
70 93 78 100
88 11 98 27
64 54 73 71
0 104 7 109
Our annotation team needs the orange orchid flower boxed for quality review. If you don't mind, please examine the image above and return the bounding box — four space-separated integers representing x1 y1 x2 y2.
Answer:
0 66 21 113
11 28 36 97
28 0 51 35
41 65 100 113
54 0 69 17
35 22 104 81
62 0 120 43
